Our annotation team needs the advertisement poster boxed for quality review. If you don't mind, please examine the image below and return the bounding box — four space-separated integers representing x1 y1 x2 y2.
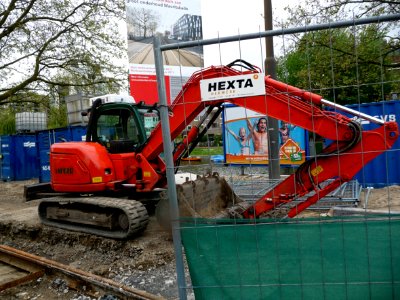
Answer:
223 106 306 165
126 0 203 104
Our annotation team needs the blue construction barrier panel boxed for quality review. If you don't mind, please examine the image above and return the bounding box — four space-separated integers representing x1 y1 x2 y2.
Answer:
38 149 51 183
71 125 87 142
327 100 400 188
0 126 88 183
14 135 39 180
0 134 38 181
37 125 87 183
0 135 15 181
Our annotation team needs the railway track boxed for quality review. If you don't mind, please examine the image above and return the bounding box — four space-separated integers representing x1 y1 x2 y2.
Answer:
134 44 153 64
164 49 202 66
0 245 164 300
129 41 202 66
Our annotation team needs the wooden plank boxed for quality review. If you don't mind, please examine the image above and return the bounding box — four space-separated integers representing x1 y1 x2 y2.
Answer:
0 252 43 273
0 262 28 283
0 253 45 292
0 263 18 276
0 270 44 291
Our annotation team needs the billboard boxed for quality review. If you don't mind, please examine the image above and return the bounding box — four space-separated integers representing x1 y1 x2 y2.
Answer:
223 105 307 165
126 0 203 104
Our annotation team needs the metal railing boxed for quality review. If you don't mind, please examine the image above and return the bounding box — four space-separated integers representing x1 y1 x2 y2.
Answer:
228 176 362 210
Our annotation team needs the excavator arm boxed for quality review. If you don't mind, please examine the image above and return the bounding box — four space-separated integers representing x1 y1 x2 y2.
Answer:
135 60 399 218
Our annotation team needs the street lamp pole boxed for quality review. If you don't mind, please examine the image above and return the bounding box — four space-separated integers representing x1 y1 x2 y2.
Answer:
264 0 281 180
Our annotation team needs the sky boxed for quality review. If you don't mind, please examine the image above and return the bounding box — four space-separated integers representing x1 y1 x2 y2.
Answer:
120 0 290 70
201 0 290 68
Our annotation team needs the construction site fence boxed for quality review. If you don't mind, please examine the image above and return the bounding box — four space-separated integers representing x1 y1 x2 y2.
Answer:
180 215 400 300
153 13 400 300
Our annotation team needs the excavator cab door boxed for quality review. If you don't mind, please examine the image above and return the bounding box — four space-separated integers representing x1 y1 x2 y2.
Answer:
89 103 148 154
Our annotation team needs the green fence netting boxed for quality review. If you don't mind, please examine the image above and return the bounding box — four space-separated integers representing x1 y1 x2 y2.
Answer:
181 216 400 300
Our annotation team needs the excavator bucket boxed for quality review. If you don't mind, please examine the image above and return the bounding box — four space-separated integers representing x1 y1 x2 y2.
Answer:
156 173 245 230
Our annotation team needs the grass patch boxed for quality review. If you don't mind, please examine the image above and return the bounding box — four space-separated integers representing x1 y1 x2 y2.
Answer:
190 147 223 156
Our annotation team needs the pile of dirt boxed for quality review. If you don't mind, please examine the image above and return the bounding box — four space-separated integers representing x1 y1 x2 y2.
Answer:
361 185 400 211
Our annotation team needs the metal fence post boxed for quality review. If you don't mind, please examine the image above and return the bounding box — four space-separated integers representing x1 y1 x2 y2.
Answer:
153 36 187 300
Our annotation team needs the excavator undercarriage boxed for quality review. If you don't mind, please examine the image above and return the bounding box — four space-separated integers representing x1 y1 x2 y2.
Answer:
34 173 242 239
38 197 149 239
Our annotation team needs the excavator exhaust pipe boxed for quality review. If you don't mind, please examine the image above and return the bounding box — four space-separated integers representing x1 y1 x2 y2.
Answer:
155 173 244 230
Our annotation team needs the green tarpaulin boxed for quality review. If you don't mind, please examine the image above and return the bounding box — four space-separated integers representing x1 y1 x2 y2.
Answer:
181 216 400 300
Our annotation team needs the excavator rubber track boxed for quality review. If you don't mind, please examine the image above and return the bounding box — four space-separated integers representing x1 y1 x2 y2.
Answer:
38 197 149 239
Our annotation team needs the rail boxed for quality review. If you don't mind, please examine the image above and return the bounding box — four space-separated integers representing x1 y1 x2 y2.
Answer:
0 245 164 300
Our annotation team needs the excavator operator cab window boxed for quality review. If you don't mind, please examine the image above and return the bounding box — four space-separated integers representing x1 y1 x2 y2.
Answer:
138 108 160 138
95 108 142 154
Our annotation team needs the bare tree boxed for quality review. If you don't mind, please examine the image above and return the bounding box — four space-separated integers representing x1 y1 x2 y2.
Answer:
126 7 160 39
0 0 128 105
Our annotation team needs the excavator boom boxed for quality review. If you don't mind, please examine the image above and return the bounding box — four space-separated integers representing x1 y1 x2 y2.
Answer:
137 60 398 218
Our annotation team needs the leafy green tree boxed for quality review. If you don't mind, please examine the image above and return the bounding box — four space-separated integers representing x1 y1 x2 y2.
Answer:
0 92 68 134
0 108 15 135
0 0 128 105
3 92 50 112
277 25 397 104
276 0 400 104
283 0 400 27
47 104 68 129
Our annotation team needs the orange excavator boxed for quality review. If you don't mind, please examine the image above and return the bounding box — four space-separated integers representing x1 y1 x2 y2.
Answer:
28 60 398 239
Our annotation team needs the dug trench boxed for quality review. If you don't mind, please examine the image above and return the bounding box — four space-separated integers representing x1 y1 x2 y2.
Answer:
0 180 188 300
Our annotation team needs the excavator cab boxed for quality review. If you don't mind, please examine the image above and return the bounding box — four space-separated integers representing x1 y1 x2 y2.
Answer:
86 100 159 154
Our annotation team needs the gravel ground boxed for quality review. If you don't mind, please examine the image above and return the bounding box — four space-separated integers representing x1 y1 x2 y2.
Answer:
0 162 399 300
0 163 250 300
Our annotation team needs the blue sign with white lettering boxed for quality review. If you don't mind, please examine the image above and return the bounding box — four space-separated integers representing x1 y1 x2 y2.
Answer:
329 100 400 187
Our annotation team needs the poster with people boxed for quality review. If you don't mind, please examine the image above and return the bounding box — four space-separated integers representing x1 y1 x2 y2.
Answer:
223 105 306 165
